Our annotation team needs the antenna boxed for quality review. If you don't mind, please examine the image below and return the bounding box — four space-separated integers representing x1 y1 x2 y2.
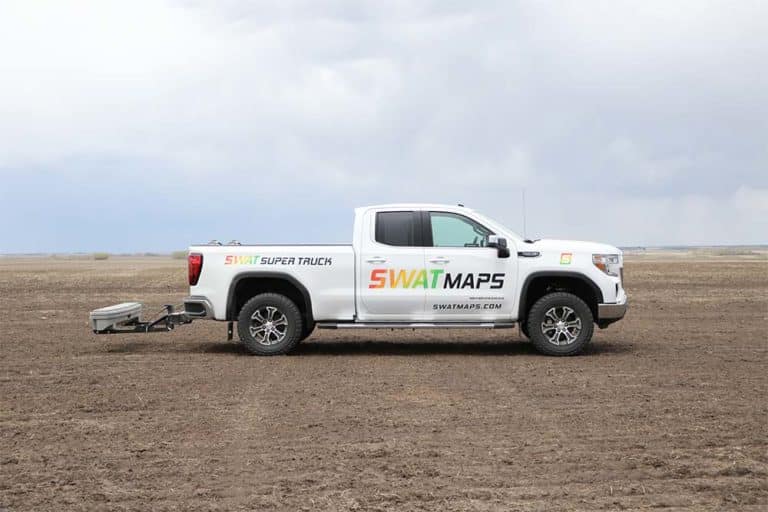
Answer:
522 188 527 240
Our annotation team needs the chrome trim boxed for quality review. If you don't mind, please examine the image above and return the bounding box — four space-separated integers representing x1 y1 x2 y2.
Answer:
541 306 582 346
317 322 516 329
249 306 288 345
598 301 628 320
183 296 214 318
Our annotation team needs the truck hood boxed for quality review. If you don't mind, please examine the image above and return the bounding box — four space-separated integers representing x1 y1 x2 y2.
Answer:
521 238 621 255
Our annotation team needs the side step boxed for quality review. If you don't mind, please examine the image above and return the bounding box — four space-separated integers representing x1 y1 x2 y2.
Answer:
317 322 516 330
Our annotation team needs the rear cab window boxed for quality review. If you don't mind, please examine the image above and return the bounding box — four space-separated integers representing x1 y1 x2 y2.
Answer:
375 211 418 246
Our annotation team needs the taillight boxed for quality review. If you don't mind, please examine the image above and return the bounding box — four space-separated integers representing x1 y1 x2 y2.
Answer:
188 253 203 286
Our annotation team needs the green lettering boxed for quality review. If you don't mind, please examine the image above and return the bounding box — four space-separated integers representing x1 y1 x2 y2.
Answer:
413 269 428 288
429 269 445 288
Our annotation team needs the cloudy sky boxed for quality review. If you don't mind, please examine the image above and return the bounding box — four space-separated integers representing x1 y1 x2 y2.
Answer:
1 0 766 253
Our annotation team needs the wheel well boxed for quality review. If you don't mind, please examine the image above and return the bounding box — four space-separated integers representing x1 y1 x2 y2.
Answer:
228 275 313 327
519 274 601 324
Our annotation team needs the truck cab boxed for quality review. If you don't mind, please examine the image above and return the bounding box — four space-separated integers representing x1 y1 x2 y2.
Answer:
353 205 520 322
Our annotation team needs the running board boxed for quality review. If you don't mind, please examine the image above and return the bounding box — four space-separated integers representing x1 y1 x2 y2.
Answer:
317 322 516 330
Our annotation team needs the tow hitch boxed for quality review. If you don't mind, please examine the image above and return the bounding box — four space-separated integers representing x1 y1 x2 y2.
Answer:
90 303 193 334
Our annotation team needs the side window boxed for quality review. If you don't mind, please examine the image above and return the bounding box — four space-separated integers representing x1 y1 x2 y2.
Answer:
430 212 492 248
375 211 417 247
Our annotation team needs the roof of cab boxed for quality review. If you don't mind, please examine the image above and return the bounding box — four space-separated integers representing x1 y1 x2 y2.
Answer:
358 203 473 211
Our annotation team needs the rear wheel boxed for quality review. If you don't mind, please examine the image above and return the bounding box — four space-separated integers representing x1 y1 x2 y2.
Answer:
526 292 594 356
237 293 303 355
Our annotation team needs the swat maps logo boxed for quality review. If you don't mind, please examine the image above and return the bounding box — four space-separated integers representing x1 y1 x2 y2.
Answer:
369 269 504 289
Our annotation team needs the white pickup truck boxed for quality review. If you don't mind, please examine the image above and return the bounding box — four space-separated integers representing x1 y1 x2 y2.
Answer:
91 204 627 356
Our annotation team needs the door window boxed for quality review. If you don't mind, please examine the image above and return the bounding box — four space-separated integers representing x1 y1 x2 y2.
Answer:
375 211 418 247
430 212 492 248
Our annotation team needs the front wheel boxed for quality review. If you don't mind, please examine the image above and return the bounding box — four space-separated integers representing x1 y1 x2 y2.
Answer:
526 292 594 356
237 293 303 355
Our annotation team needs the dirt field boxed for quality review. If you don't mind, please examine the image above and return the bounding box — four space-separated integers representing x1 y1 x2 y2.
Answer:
1 255 766 511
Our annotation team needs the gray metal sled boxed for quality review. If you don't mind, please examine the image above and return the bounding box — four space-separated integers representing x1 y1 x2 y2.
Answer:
90 303 192 334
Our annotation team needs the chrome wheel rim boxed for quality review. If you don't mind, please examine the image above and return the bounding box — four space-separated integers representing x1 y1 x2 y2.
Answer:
249 306 288 345
541 306 582 346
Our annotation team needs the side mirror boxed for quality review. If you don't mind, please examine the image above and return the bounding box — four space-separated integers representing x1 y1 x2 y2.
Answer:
487 235 511 259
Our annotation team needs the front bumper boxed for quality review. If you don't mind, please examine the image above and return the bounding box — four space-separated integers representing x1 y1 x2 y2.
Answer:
597 298 628 328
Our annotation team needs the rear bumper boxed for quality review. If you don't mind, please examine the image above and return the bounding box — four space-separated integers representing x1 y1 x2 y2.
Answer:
183 296 214 319
597 298 628 328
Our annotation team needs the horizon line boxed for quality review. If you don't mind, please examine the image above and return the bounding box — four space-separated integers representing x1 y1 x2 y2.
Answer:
2 243 768 257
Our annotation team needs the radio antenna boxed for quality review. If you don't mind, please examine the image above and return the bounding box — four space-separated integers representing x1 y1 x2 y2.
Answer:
522 188 528 240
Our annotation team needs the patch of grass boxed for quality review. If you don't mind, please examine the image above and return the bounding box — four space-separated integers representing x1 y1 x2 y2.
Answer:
93 252 110 261
171 251 187 260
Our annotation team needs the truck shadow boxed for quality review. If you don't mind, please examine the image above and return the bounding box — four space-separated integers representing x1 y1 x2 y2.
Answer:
201 339 632 357
295 340 538 356
95 336 632 357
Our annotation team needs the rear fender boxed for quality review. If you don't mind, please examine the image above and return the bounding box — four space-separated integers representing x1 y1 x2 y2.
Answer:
226 272 314 325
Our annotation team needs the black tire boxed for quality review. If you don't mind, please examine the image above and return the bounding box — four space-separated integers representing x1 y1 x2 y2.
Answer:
299 322 315 342
237 293 303 356
526 292 594 356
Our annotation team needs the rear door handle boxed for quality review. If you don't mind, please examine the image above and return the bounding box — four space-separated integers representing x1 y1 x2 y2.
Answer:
428 257 450 264
366 257 387 264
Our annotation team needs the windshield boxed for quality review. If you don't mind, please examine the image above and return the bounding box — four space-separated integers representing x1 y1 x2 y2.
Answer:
471 210 523 243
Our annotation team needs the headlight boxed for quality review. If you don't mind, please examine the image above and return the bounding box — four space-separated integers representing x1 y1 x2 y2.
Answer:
593 254 621 277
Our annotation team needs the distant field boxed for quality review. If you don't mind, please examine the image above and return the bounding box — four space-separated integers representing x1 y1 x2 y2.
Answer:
1 254 766 511
623 247 768 262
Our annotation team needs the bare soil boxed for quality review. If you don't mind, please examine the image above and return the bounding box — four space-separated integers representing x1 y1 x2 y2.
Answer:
1 256 766 511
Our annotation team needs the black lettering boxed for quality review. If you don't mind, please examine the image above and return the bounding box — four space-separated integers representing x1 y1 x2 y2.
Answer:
461 273 475 289
444 273 462 289
490 273 505 289
477 273 490 287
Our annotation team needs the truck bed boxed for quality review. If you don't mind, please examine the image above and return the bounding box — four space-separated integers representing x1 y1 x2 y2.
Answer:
189 244 356 321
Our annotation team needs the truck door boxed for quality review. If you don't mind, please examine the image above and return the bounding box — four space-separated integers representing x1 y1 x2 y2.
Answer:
423 211 517 321
357 210 427 320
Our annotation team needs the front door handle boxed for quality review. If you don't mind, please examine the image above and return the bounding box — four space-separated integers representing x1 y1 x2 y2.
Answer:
366 257 387 264
428 257 450 265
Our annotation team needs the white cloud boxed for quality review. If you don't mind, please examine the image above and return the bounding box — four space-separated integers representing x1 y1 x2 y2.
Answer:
603 138 693 186
734 186 768 217
0 0 766 250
